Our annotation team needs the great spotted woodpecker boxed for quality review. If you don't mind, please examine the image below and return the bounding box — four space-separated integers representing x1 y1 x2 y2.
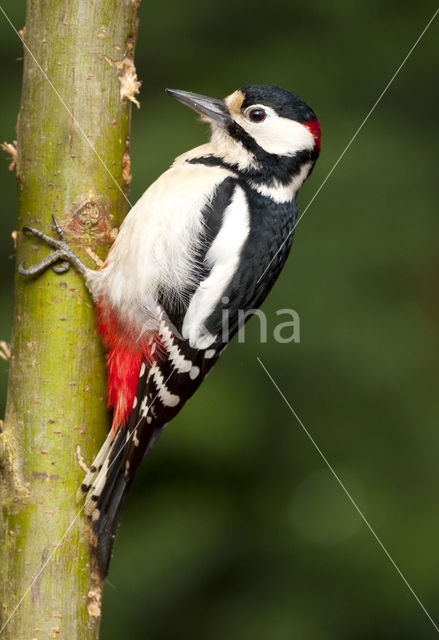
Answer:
20 85 320 575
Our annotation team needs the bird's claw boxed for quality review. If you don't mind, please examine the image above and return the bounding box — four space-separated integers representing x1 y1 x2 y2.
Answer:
19 215 88 278
51 213 66 241
18 249 71 276
52 261 71 274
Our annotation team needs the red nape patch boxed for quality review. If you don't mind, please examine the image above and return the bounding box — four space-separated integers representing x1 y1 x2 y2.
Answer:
303 118 321 153
96 298 163 436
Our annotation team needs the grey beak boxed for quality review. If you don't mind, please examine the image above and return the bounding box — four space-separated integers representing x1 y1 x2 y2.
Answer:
166 88 231 124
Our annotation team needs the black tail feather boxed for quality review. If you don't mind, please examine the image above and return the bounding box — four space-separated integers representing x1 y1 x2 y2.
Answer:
87 417 160 578
91 469 129 577
82 332 221 577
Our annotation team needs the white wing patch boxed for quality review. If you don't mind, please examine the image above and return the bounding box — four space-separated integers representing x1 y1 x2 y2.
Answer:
182 185 250 349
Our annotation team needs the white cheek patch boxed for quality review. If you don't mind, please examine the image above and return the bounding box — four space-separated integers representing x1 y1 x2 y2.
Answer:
238 107 315 157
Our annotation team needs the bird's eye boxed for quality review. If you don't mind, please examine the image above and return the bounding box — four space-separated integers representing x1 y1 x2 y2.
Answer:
246 108 266 123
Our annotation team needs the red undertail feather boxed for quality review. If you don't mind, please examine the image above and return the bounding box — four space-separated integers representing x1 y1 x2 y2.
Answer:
106 347 142 434
96 298 160 436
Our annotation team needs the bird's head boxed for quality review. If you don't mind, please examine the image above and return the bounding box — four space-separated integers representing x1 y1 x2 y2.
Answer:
166 84 320 171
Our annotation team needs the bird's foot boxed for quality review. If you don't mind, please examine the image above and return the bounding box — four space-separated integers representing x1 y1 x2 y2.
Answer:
18 215 89 278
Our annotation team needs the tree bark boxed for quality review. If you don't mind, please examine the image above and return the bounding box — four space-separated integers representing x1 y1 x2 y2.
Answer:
0 1 140 637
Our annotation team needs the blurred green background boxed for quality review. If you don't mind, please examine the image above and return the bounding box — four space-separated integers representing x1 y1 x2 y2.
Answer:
1 1 438 638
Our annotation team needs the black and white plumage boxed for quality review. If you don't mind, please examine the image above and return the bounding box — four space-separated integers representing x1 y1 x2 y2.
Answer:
20 84 320 575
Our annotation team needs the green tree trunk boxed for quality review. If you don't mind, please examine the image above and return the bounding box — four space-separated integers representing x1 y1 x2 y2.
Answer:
0 1 140 637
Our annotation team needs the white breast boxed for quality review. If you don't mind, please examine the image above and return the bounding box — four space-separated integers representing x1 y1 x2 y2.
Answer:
89 161 232 333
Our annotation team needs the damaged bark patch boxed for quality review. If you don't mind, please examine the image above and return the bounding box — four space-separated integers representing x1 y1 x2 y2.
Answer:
122 135 132 184
0 428 30 509
60 196 116 248
105 47 141 108
0 341 11 362
119 56 141 108
87 569 103 619
1 141 18 172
